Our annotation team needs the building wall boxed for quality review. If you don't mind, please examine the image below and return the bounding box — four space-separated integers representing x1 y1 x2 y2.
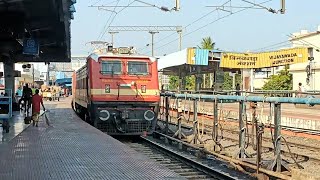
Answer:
289 28 320 91
158 72 170 90
50 56 87 79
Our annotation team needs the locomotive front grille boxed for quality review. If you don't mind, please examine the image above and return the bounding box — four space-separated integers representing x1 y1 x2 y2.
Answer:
97 120 152 134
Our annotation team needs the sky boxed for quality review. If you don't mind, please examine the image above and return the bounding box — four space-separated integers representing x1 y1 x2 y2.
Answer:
70 0 319 57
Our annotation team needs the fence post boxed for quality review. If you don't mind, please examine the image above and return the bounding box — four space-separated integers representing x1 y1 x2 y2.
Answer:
238 100 246 158
165 96 169 135
193 98 198 144
274 103 282 172
213 98 218 151
267 103 289 172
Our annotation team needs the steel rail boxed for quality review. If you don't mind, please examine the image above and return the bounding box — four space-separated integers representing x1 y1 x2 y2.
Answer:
153 132 291 180
138 136 239 180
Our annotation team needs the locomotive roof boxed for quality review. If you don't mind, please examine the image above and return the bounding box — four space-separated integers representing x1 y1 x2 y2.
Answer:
88 53 157 62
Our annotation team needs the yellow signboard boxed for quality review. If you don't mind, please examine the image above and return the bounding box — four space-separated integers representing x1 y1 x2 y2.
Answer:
220 47 309 69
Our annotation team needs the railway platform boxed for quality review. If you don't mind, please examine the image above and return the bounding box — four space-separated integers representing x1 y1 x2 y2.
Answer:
0 98 184 180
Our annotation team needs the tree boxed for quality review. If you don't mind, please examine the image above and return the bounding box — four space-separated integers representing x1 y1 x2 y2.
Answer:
222 73 242 90
168 75 195 90
262 68 292 90
200 37 215 49
169 76 178 90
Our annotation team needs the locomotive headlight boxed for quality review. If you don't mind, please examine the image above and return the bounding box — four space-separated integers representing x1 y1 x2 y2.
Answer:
141 85 146 93
105 84 110 93
144 110 155 121
99 110 110 121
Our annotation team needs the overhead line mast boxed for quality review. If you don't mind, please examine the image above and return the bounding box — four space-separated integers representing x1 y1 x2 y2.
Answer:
107 26 183 56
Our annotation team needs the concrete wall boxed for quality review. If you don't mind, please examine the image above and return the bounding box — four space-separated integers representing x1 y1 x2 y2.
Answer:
289 29 320 91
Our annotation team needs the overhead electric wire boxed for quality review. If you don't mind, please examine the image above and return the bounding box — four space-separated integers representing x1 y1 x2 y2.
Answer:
98 0 121 40
143 0 273 55
101 0 138 39
137 0 231 52
251 40 290 52
288 34 320 50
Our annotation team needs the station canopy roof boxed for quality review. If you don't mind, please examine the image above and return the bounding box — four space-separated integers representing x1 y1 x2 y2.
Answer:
55 78 72 85
158 48 236 76
0 0 76 63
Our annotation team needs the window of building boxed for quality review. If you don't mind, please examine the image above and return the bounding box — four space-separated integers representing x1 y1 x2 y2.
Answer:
101 61 122 75
128 61 149 75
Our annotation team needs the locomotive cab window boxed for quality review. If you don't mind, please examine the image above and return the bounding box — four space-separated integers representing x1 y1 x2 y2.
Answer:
128 61 149 75
101 61 122 75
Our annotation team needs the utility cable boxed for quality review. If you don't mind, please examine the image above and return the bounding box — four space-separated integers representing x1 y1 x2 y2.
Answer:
100 0 138 40
137 0 231 53
98 0 120 40
143 0 272 54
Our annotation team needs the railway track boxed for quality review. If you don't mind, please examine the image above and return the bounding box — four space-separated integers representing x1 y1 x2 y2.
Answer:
121 135 253 180
72 104 252 179
158 119 320 162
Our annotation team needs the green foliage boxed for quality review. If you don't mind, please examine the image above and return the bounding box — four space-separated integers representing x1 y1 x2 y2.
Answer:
222 73 242 90
168 76 178 90
169 75 195 90
262 69 293 90
200 37 215 49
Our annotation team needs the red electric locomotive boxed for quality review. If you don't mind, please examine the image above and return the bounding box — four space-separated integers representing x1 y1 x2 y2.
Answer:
72 46 160 135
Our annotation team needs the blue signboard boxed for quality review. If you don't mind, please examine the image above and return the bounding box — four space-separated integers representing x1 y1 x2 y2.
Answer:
23 38 39 55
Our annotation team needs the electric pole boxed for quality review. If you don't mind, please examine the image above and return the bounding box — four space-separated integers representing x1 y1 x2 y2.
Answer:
108 26 183 56
149 31 159 56
177 29 182 50
108 31 119 46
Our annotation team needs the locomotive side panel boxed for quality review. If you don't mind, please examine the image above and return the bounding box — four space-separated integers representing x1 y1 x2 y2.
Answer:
74 64 89 109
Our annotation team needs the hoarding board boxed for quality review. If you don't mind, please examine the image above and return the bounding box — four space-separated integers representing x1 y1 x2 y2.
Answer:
220 47 308 69
187 48 209 65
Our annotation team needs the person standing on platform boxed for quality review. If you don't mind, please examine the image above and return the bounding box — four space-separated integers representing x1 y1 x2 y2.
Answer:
297 82 305 98
236 83 241 96
32 89 45 127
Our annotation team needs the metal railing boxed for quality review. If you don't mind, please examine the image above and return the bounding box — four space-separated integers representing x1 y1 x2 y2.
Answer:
160 92 320 173
163 89 320 97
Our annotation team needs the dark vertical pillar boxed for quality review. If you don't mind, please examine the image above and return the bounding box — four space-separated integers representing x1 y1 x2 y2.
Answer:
3 57 15 96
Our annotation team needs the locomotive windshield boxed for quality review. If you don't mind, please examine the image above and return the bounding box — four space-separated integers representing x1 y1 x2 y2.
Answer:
128 61 148 75
101 61 122 75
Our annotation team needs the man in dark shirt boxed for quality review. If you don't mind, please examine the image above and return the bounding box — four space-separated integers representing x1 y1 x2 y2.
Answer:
236 83 241 96
22 83 33 112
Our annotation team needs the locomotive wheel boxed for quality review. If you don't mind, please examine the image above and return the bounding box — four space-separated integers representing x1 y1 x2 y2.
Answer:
3 121 9 133
85 113 90 123
93 120 98 128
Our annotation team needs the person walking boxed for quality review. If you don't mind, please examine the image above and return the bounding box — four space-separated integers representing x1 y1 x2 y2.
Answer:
32 89 45 127
297 82 305 98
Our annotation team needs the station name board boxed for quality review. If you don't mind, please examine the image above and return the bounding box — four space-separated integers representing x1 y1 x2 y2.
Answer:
220 47 308 69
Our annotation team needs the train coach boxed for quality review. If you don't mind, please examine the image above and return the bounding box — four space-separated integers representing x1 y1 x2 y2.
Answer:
72 46 160 135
